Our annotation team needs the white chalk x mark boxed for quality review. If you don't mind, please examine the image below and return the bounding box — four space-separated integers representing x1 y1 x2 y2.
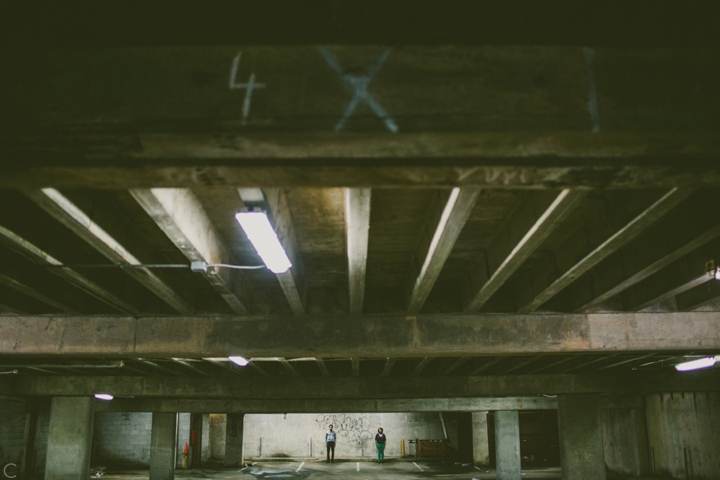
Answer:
229 51 266 126
319 47 398 133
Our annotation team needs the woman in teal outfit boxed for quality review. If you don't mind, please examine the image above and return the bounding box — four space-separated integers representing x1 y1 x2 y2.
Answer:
375 428 387 463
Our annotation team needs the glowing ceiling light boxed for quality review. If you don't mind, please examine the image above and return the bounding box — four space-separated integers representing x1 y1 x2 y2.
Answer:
94 393 114 401
675 356 717 372
235 211 292 274
228 356 250 367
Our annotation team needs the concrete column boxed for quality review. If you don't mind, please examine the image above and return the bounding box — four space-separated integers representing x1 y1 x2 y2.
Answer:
224 413 244 466
45 396 94 480
558 395 606 480
494 410 521 480
601 407 651 476
175 413 191 468
150 412 178 480
21 411 38 480
472 411 490 466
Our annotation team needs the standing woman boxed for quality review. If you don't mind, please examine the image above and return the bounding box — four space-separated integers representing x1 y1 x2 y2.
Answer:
375 428 387 463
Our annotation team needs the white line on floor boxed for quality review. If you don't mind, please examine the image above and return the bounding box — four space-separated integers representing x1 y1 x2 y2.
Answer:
296 462 304 472
475 466 481 470
413 462 424 471
356 462 360 471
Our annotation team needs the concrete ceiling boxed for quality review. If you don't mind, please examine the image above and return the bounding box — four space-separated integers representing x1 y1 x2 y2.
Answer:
0 43 719 392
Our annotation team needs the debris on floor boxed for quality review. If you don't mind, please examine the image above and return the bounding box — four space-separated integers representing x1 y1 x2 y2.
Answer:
90 466 106 478
240 465 311 479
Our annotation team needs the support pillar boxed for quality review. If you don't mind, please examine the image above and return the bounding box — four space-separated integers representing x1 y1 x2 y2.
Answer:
224 413 244 466
150 412 178 480
21 412 38 480
472 411 490 466
45 397 94 480
558 395 606 480
601 407 651 476
494 410 521 480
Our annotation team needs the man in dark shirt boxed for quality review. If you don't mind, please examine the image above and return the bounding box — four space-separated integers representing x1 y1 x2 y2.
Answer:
325 425 337 463
375 428 386 463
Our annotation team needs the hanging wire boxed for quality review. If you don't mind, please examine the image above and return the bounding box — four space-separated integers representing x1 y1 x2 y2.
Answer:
207 263 265 270
44 263 189 269
42 263 265 270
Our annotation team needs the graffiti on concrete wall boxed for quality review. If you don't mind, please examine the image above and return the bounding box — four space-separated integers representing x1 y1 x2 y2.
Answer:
316 414 374 444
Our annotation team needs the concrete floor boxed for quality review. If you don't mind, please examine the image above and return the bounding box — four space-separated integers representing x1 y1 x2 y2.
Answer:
98 459 656 480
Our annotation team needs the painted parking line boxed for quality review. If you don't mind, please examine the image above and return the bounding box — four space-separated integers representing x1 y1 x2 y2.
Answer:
296 462 304 472
356 462 360 472
413 462 424 471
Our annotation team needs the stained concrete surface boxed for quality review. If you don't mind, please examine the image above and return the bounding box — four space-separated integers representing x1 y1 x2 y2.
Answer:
96 460 659 480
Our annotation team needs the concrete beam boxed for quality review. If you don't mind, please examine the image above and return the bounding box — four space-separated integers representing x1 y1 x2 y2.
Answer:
442 357 470 375
640 274 714 310
247 361 269 377
263 189 305 315
519 188 694 313
2 47 720 182
472 357 503 375
2 48 720 190
4 143 718 189
408 188 481 313
496 355 543 375
315 358 331 377
466 190 585 312
0 274 79 314
2 313 720 358
24 189 191 314
278 358 300 377
345 189 371 314
411 358 433 376
0 302 24 315
171 359 209 376
130 188 252 314
381 358 396 376
92 397 557 413
8 370 720 399
0 224 138 315
681 282 720 311
577 225 720 312
626 243 719 311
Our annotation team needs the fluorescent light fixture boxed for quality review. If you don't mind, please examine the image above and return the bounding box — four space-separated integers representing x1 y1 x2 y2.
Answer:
229 356 250 367
94 393 114 401
235 211 292 274
675 356 718 372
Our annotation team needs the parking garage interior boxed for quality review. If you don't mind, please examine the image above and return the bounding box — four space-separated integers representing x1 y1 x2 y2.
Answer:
1 2 720 480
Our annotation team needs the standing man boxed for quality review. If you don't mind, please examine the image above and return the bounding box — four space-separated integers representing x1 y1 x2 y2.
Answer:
375 428 387 463
325 424 337 463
